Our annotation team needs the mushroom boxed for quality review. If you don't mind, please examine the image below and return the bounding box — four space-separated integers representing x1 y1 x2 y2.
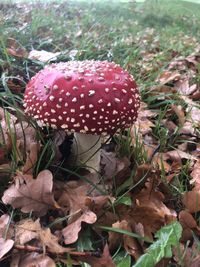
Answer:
23 60 140 171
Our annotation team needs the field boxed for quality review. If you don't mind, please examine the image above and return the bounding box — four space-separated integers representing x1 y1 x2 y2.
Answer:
1 0 200 266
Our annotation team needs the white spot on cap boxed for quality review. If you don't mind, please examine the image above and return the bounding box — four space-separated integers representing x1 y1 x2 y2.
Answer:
72 97 77 103
84 126 89 131
49 95 55 101
61 124 68 129
73 86 78 91
51 109 56 113
89 104 94 108
53 85 58 90
105 88 109 93
88 90 95 96
66 92 70 97
58 116 63 120
98 77 105 81
114 98 120 103
80 106 85 110
128 99 133 104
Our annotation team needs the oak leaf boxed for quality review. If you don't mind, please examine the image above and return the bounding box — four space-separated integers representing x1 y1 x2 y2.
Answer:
62 210 97 245
108 220 142 260
11 252 56 267
79 244 115 267
0 238 14 259
2 170 58 216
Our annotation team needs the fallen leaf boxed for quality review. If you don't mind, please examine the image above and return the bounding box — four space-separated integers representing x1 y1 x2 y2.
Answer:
39 227 71 254
28 50 60 62
190 160 200 188
157 70 181 85
0 238 14 259
22 142 41 174
108 220 142 260
62 210 97 245
166 149 197 163
0 214 10 237
2 170 58 216
15 219 41 245
79 244 115 267
100 150 130 179
174 78 197 96
7 37 28 58
171 104 185 126
12 253 56 267
15 218 72 254
131 184 177 239
183 190 200 213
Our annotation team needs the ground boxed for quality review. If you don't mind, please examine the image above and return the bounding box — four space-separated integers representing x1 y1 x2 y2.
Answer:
1 0 200 266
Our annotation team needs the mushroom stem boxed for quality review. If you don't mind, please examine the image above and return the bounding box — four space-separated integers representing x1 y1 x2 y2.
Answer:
71 133 101 172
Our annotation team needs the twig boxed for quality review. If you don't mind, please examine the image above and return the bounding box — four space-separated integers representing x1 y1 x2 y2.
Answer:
13 244 101 257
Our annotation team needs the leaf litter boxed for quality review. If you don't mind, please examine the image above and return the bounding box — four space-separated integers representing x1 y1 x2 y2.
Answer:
1 1 200 267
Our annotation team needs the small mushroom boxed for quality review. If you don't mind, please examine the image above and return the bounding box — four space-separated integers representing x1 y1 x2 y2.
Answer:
23 60 140 171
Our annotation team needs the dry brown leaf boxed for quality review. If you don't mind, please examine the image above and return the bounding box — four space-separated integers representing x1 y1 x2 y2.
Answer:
79 244 115 267
182 161 200 213
15 219 41 245
181 95 200 127
0 214 10 237
173 243 200 267
183 190 200 213
179 210 197 229
28 50 60 62
15 218 71 254
166 149 197 163
12 253 56 267
0 238 14 259
2 170 58 216
62 210 97 245
157 70 181 85
132 102 156 136
39 227 71 254
57 181 90 221
190 160 200 188
171 104 185 126
22 142 41 174
100 150 130 179
131 184 176 239
174 78 197 96
108 220 142 260
7 37 28 58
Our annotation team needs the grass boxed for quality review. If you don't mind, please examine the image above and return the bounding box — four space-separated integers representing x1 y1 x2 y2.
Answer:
1 0 200 266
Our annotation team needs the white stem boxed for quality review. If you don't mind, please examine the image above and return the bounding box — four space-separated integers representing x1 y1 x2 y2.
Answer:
70 133 101 172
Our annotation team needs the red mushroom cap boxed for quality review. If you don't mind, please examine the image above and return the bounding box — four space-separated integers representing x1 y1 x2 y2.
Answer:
24 60 140 135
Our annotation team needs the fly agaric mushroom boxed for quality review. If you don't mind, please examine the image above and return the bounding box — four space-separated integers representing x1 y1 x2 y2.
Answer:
23 60 140 171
